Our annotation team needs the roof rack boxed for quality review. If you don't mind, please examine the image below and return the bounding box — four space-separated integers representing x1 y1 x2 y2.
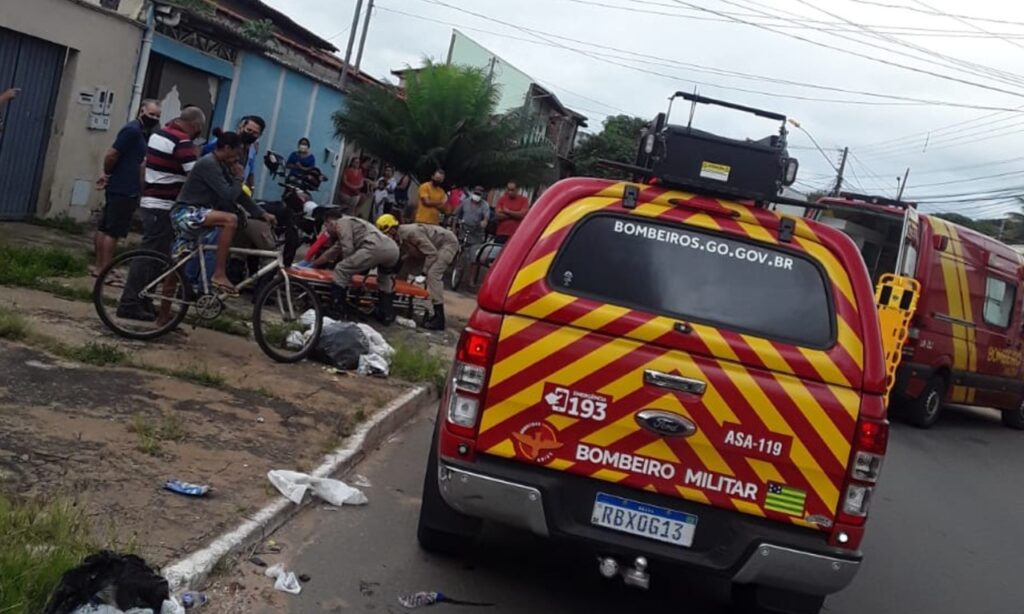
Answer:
835 192 917 209
599 92 826 209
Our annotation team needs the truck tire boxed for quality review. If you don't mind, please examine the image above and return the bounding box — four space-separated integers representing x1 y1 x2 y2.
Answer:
906 375 945 429
1001 400 1024 430
732 584 825 614
416 427 482 556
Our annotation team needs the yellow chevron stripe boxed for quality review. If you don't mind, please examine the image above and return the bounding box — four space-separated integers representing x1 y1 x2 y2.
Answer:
548 458 574 470
547 414 579 431
772 375 852 466
499 294 577 340
653 393 735 476
946 225 978 403
676 485 712 505
837 319 865 370
733 500 766 517
633 438 681 464
491 305 629 386
591 469 630 483
540 195 619 239
740 335 796 375
508 252 556 297
580 412 640 447
746 458 785 484
486 439 516 458
710 359 840 510
797 347 852 388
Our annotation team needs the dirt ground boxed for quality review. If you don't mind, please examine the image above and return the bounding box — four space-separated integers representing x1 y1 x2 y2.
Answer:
0 221 475 568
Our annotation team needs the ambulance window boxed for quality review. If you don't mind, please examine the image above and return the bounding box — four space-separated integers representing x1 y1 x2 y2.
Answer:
901 243 918 277
549 214 836 348
983 276 1015 328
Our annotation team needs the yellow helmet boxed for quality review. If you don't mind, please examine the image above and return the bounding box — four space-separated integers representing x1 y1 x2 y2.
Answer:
376 213 400 232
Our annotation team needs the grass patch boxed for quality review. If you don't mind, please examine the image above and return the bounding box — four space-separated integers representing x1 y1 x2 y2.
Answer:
260 320 307 347
148 362 226 388
0 243 87 288
60 339 129 364
0 306 30 341
391 338 448 391
127 412 187 456
191 313 250 337
0 496 95 614
34 280 93 303
27 213 86 236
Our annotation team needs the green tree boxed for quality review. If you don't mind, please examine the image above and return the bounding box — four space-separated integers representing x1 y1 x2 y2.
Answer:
572 115 648 179
333 62 556 188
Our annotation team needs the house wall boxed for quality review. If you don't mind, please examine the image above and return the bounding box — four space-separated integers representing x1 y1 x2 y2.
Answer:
228 51 346 202
0 0 143 219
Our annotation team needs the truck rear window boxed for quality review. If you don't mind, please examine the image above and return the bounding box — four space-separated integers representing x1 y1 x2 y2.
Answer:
548 214 835 348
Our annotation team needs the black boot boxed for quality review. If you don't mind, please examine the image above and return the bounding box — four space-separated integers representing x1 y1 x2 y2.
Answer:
331 284 354 320
423 303 446 331
375 292 396 326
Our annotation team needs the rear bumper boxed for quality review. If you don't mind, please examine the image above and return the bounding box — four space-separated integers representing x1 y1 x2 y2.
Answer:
438 458 861 595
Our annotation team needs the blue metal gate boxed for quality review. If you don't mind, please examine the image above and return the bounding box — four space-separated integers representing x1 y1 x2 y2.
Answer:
0 27 65 220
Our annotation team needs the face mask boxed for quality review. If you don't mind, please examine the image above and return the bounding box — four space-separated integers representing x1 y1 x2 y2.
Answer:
241 132 257 145
471 194 482 202
298 146 309 154
140 115 159 130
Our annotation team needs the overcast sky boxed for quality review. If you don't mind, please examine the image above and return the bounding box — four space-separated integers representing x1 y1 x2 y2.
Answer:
265 0 1024 218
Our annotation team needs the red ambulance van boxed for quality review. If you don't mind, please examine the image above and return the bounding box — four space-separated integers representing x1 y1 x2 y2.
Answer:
814 193 1024 429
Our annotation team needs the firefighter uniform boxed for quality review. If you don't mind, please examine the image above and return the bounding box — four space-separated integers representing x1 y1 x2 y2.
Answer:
321 215 400 287
386 223 458 305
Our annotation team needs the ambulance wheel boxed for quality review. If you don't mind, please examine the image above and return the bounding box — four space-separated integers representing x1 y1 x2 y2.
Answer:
417 427 482 556
731 584 824 614
1001 401 1024 430
907 376 945 429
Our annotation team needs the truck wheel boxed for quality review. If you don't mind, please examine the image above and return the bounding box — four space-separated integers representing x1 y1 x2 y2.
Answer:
417 427 482 556
1001 400 1024 430
906 375 945 429
732 584 825 614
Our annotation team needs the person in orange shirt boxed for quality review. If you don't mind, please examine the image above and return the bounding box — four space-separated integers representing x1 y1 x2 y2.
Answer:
495 180 530 243
416 168 447 225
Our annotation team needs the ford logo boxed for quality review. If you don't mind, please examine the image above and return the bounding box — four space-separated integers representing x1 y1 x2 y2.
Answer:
635 410 697 438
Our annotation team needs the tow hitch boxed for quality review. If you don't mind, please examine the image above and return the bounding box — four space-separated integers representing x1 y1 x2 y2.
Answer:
598 555 650 590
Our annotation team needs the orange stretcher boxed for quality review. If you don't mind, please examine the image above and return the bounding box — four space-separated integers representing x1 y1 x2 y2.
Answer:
286 266 430 319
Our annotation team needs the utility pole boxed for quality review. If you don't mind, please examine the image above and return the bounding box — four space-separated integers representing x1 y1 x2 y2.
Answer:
896 167 910 201
339 0 364 90
354 0 375 72
830 146 849 196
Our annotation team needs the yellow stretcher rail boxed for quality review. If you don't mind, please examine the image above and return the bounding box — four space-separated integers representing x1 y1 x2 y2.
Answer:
874 273 921 406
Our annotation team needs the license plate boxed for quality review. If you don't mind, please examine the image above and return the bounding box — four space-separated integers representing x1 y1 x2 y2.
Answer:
591 492 698 547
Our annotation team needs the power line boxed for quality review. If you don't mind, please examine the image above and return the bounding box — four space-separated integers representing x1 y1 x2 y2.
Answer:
912 0 1024 53
668 0 1024 99
847 0 1024 28
404 0 1024 112
857 109 1024 153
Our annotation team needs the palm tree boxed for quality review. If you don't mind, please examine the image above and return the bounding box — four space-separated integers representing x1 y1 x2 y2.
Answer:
333 62 557 188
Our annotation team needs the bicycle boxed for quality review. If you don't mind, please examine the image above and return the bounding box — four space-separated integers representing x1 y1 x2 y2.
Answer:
448 223 502 291
93 240 324 363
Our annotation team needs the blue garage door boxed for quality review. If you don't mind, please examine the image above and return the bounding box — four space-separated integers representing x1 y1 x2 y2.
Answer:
0 27 66 219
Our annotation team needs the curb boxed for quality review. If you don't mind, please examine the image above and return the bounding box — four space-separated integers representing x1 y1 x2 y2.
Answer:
162 384 432 591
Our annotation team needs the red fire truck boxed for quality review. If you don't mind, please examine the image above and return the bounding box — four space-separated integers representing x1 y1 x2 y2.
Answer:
814 193 1024 429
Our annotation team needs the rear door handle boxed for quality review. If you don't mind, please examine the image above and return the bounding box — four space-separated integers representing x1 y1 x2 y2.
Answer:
644 369 706 395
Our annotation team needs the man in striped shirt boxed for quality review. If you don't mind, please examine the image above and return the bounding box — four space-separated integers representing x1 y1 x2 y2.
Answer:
118 107 206 321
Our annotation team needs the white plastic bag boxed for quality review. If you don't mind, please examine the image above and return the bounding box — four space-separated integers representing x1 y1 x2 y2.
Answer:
265 563 302 595
356 323 394 358
267 469 368 506
357 353 390 377
160 599 185 614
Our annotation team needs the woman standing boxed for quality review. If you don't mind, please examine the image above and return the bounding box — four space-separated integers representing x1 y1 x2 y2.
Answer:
336 156 365 213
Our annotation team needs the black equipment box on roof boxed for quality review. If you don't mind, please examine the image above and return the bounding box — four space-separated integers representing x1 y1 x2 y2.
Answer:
633 92 800 203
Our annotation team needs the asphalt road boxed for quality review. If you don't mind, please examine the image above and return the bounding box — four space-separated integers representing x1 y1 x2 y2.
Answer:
260 403 1024 614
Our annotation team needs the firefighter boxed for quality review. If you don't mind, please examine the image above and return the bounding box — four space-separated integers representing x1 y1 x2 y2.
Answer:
376 214 458 330
310 209 399 318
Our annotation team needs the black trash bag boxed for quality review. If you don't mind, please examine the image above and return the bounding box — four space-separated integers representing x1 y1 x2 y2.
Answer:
311 321 369 370
44 550 169 614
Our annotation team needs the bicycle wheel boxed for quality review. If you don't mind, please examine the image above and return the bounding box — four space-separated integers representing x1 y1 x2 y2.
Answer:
449 251 465 291
253 274 323 363
94 249 192 340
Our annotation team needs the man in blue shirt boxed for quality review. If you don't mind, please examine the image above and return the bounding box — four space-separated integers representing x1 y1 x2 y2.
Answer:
92 99 162 280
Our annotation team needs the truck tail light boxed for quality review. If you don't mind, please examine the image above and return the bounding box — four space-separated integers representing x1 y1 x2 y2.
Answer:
833 395 888 547
446 329 495 438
